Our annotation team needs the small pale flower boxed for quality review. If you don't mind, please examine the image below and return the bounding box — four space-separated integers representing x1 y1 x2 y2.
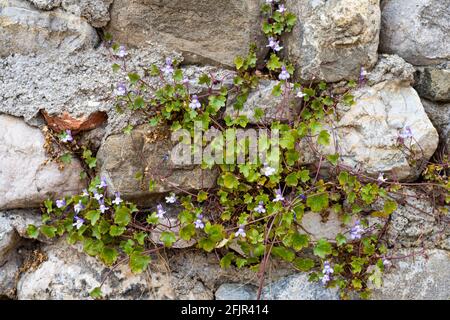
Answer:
82 189 89 197
296 90 306 98
74 201 85 214
60 130 73 143
322 261 334 275
254 201 266 214
93 191 103 201
162 58 174 75
117 45 127 58
399 126 413 139
112 192 123 206
273 189 285 202
277 4 286 13
194 216 205 229
99 200 109 214
261 163 276 177
56 199 66 208
156 204 166 219
189 95 202 110
383 258 392 267
115 83 127 96
266 37 283 52
183 77 190 84
278 66 290 81
377 173 387 183
321 274 331 285
235 225 246 238
73 216 85 230
350 220 364 240
96 177 107 189
165 193 177 204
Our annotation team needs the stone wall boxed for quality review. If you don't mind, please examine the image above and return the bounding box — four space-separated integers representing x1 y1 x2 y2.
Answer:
0 0 449 300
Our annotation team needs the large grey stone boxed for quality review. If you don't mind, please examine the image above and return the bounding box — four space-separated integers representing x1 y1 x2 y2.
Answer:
96 124 218 204
380 0 450 66
421 99 450 155
283 0 380 82
0 115 86 210
371 249 450 300
215 283 257 300
0 0 99 57
415 63 450 102
106 0 267 67
60 0 113 27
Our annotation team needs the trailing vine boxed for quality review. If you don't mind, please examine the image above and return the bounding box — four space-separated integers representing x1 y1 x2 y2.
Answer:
27 1 449 300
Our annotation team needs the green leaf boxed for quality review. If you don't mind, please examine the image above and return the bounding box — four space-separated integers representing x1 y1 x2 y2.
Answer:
90 287 103 299
285 172 299 187
197 191 208 202
293 258 315 272
220 252 235 269
267 53 282 71
292 233 309 251
86 210 100 226
299 169 310 183
222 173 239 189
134 232 147 245
318 130 331 146
100 247 118 266
160 231 177 247
383 200 398 216
180 224 196 241
307 193 329 212
26 225 39 239
130 252 151 274
234 56 244 70
40 225 57 238
114 207 131 226
110 225 126 237
313 239 332 259
271 246 295 262
59 153 72 164
336 233 347 246
128 73 140 85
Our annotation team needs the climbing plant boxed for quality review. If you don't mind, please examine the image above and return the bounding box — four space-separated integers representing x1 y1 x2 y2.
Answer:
27 0 449 300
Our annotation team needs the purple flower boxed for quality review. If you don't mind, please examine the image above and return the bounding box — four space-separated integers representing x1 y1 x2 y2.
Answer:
254 201 266 214
56 199 66 208
261 163 276 177
93 191 103 201
383 258 391 267
359 66 368 84
321 274 331 285
399 126 413 139
278 66 290 81
273 189 285 202
194 215 205 229
112 192 123 206
266 37 283 52
82 189 89 197
162 58 174 75
322 261 334 275
74 201 85 214
235 225 246 238
350 220 364 240
299 194 307 201
377 173 387 184
99 200 109 214
73 216 85 230
189 95 202 110
96 177 107 189
115 83 127 96
156 204 166 219
117 45 127 58
60 130 73 143
165 193 177 204
277 4 286 13
183 77 190 85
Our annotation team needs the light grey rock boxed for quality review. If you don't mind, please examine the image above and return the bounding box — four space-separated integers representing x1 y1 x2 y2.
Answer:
96 124 218 204
106 0 267 67
0 0 99 57
215 283 257 300
225 80 300 125
0 115 86 210
415 63 450 102
366 54 416 85
0 215 19 262
0 46 233 137
371 249 450 300
283 0 380 82
380 0 450 66
28 0 60 10
421 99 450 155
0 250 21 299
61 0 113 28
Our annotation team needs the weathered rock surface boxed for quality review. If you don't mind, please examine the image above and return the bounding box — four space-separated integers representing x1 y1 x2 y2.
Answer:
15 239 290 300
283 0 380 82
106 0 266 67
0 115 85 210
299 56 439 181
216 273 339 300
415 63 450 102
225 80 300 125
0 0 98 57
96 124 218 203
380 0 450 66
371 249 450 300
0 46 233 136
421 99 450 155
